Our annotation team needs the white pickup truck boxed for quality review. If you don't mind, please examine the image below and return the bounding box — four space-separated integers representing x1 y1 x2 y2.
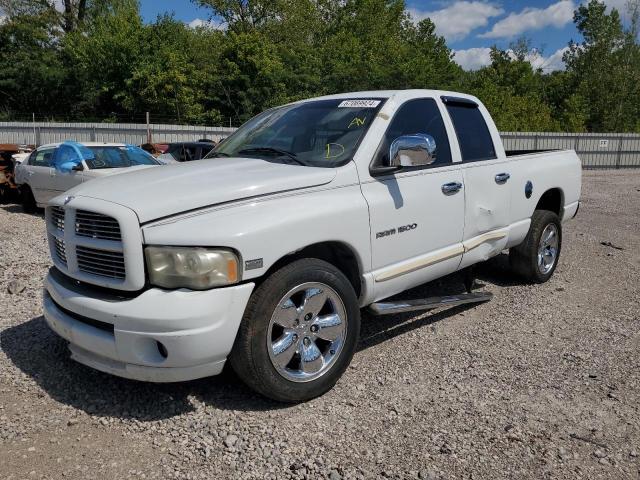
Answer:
42 90 581 402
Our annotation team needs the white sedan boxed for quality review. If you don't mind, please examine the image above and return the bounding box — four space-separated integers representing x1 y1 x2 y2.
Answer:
15 142 161 212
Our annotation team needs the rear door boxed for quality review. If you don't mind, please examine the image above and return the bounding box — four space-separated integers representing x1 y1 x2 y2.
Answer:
24 147 57 204
442 97 512 269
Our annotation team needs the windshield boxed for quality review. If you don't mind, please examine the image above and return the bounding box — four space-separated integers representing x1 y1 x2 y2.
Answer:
85 146 159 169
207 98 385 167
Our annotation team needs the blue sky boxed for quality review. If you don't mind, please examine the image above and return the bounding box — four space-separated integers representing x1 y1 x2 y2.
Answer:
139 1 632 71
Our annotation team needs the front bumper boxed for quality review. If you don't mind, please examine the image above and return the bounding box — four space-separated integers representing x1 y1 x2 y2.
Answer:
43 268 254 382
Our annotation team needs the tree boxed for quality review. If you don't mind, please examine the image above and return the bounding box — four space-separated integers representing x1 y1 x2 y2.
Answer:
0 7 66 118
467 44 559 132
564 0 640 131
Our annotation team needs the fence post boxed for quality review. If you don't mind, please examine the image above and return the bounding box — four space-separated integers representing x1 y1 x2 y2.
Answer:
616 136 623 169
533 133 539 150
146 112 151 144
90 126 96 142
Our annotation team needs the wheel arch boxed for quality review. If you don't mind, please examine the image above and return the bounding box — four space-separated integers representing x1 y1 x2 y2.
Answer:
535 187 564 216
261 241 363 299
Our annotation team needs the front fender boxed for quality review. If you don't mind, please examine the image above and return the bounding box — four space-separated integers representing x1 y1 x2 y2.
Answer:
142 175 371 285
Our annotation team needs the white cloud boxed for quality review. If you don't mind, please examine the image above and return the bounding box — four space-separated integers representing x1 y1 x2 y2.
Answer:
524 46 569 72
479 0 575 39
602 0 630 13
453 47 494 70
408 1 504 42
453 46 569 71
187 18 226 30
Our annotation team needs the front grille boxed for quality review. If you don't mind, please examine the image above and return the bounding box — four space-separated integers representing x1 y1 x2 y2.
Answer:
53 236 67 266
76 245 126 279
47 206 137 289
51 206 65 232
75 210 121 241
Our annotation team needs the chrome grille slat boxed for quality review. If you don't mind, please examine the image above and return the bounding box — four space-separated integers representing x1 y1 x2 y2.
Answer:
76 258 125 271
53 236 67 266
75 210 122 241
51 207 65 232
76 256 126 269
76 250 125 260
76 245 126 279
77 264 126 277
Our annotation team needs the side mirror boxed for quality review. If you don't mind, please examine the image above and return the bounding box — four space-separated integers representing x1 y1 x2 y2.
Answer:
389 134 437 168
72 163 84 172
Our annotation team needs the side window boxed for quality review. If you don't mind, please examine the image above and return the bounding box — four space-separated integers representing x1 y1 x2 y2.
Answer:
30 149 54 167
200 145 214 158
445 101 496 162
375 98 452 168
168 145 182 161
185 146 198 161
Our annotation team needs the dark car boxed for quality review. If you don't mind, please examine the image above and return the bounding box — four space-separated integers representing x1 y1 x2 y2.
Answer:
160 141 216 162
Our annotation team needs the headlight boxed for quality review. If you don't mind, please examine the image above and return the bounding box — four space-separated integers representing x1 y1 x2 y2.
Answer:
145 246 240 290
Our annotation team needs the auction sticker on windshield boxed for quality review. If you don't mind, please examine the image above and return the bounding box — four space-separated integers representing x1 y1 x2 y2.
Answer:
338 100 381 108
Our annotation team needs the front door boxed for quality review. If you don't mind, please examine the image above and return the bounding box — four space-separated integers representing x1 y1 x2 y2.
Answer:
51 167 83 196
360 98 465 301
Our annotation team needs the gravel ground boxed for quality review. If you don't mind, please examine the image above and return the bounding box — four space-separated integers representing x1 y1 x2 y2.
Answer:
1 171 639 480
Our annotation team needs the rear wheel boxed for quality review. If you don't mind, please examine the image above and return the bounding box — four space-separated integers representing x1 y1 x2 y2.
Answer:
229 258 360 403
20 186 37 213
509 209 562 283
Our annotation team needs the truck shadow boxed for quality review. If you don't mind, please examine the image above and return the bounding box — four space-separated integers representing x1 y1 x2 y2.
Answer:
1 265 520 417
474 252 525 287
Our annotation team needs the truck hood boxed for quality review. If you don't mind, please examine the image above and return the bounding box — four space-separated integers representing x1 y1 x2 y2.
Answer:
69 157 337 223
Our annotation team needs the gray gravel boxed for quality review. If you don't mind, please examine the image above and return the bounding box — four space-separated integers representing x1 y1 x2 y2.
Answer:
1 171 639 479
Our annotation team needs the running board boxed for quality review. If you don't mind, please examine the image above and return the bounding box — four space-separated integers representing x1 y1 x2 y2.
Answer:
368 292 493 316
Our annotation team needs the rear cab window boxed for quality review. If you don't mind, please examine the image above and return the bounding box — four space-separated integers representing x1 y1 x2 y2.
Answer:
442 97 496 162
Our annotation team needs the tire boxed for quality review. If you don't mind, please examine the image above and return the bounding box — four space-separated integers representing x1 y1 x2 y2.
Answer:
20 186 37 213
229 258 361 403
509 209 562 283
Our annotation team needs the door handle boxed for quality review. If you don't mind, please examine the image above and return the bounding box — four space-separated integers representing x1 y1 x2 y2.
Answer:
442 182 463 195
495 173 511 184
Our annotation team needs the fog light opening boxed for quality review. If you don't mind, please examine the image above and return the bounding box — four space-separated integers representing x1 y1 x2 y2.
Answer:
156 341 168 359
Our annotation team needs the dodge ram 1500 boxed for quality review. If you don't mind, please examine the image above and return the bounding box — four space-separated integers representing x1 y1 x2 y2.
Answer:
42 90 581 402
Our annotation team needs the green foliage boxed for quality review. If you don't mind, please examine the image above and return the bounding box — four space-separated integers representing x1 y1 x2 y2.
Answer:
0 0 638 131
564 0 640 132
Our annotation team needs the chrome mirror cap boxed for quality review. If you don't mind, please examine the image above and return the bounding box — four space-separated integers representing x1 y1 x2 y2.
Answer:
389 133 437 168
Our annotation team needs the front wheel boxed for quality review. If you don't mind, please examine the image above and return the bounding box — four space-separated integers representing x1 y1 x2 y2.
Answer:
509 209 562 283
229 258 360 403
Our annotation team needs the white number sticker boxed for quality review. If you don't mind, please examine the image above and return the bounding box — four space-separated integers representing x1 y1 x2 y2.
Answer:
338 100 381 108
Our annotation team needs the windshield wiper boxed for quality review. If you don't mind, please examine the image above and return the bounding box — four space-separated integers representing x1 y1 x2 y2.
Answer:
237 147 306 166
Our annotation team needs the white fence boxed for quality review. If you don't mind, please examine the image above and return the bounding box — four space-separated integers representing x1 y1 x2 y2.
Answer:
1 122 640 168
501 131 640 169
0 122 236 146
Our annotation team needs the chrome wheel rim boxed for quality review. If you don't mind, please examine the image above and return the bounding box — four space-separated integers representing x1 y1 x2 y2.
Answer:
267 282 347 383
538 223 559 275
